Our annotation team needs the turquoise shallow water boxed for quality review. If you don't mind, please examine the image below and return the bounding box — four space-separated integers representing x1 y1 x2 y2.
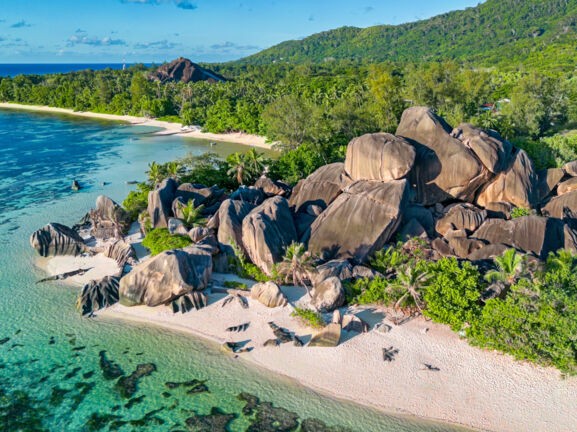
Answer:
0 109 469 431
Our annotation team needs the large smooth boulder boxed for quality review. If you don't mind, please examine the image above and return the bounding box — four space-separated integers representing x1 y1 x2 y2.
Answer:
311 276 344 312
147 178 178 229
78 276 119 316
557 178 577 196
175 183 223 207
447 236 486 259
254 177 291 197
30 223 86 257
309 323 341 347
242 196 298 276
345 133 415 181
563 161 577 176
181 245 213 288
396 107 488 204
435 204 487 236
403 204 435 237
536 168 565 201
467 243 511 261
484 201 515 220
472 216 564 259
217 199 256 255
312 259 353 286
91 196 131 239
104 240 136 268
476 149 538 209
118 248 211 307
230 186 264 205
451 124 512 174
289 163 352 214
542 190 577 218
251 281 288 308
308 180 409 262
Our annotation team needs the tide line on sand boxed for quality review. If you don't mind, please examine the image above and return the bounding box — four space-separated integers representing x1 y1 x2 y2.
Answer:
0 102 274 150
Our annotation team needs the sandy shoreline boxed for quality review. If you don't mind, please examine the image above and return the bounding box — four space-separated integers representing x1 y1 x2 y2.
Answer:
40 248 577 432
0 102 273 149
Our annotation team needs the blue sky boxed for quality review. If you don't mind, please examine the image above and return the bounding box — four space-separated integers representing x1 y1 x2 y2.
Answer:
0 0 481 63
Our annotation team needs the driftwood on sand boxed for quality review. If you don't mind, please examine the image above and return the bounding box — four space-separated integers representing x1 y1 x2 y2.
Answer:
36 268 90 284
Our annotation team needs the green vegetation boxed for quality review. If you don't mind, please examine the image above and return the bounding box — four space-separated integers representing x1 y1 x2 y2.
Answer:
291 307 326 329
277 242 315 297
351 243 577 374
241 0 577 72
511 208 531 219
141 228 193 256
122 183 152 221
229 238 275 283
469 251 577 374
422 258 482 331
223 281 249 291
178 200 207 228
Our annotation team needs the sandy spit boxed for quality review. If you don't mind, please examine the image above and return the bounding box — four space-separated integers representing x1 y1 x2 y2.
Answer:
0 102 273 150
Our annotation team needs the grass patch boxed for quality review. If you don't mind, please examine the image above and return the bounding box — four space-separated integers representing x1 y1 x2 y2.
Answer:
291 307 326 329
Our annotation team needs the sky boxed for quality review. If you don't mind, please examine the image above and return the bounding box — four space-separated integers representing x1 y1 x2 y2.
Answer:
0 0 481 63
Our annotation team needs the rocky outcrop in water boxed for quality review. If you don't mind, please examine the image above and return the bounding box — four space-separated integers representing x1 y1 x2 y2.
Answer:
30 223 86 257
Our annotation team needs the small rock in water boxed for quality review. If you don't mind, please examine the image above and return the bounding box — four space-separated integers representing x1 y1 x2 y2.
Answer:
165 379 209 396
125 395 146 409
63 367 81 380
185 407 236 431
115 363 156 398
99 350 124 380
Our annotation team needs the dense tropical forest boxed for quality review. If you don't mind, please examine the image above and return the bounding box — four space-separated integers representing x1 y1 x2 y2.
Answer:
241 0 577 72
1 60 576 182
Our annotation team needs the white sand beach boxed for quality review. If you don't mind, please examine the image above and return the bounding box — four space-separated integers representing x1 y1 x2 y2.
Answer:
38 243 577 432
0 102 272 149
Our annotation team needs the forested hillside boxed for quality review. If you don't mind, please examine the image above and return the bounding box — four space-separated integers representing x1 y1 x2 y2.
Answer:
240 0 577 71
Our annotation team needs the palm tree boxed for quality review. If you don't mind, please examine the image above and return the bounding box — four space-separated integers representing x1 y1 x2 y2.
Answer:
243 148 267 180
388 265 432 313
179 200 206 228
277 242 315 299
227 152 246 185
146 161 162 184
547 249 576 273
479 111 498 130
166 161 183 181
485 249 524 286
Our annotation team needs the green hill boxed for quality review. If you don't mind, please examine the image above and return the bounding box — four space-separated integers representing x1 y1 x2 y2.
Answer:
238 0 577 70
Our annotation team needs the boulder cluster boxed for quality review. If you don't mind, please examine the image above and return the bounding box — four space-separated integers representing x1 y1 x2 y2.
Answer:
30 106 577 317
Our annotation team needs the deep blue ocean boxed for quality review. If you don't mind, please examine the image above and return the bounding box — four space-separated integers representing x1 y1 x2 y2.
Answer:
0 108 468 431
0 63 152 77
